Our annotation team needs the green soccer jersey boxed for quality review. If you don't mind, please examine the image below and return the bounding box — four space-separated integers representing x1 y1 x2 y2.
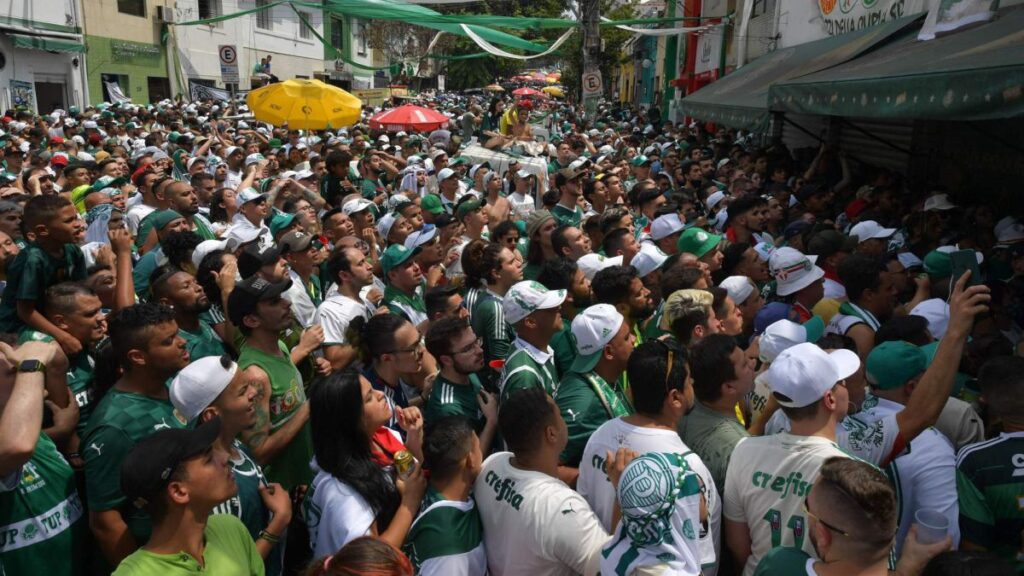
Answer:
239 341 313 491
424 374 484 430
17 330 97 433
0 242 86 333
0 433 86 576
82 388 188 545
752 546 815 576
211 441 283 576
555 371 632 467
470 290 514 390
549 323 576 379
403 487 487 576
498 339 559 402
522 261 543 281
179 319 230 361
551 203 584 228
956 432 1024 569
112 514 265 576
384 284 428 327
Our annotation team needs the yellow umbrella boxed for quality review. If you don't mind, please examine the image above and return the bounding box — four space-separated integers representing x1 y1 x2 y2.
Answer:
484 84 505 92
246 79 362 130
542 86 564 98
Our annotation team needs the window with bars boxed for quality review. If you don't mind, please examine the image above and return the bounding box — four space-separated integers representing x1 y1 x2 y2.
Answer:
198 0 221 20
256 0 272 30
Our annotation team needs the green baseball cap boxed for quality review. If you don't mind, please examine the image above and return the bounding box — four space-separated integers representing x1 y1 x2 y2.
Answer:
456 197 486 222
449 156 470 167
420 194 444 216
677 227 722 259
865 341 927 390
631 155 651 167
381 244 422 275
90 175 128 193
151 209 185 231
923 250 952 279
269 212 298 239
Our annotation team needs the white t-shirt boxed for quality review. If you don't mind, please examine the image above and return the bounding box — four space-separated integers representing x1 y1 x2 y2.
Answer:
723 433 849 576
855 395 960 555
305 464 376 559
126 203 156 236
765 408 903 466
315 292 370 346
284 269 317 328
577 418 721 576
474 452 610 576
509 191 536 220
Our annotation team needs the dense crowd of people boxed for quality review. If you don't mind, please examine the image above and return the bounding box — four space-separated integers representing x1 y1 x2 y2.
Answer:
0 89 1021 576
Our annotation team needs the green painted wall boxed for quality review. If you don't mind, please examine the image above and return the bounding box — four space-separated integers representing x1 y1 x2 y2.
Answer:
85 35 167 105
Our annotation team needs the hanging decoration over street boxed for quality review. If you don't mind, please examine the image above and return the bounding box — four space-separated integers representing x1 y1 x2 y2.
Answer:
459 24 574 60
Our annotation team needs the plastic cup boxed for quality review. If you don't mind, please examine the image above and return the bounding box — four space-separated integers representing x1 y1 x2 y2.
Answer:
915 509 949 544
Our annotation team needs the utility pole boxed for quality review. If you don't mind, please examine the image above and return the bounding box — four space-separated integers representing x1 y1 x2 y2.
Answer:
580 0 601 119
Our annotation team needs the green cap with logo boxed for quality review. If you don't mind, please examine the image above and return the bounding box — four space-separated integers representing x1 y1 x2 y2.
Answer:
502 280 567 324
381 244 421 275
456 197 486 222
677 227 722 259
269 212 298 239
865 340 927 390
420 194 444 216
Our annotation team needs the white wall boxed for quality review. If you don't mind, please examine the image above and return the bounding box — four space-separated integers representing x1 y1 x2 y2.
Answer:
0 0 86 110
173 0 324 90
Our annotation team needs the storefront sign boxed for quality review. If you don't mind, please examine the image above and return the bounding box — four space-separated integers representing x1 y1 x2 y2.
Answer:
10 80 34 110
111 41 161 60
818 0 927 36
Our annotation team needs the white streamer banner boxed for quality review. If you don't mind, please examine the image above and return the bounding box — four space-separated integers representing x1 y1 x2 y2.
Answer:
460 24 575 60
599 16 709 36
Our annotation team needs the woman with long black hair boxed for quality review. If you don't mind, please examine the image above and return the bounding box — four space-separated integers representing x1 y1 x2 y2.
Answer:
305 369 426 559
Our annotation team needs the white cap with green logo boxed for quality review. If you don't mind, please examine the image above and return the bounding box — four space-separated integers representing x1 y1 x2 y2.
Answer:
502 281 567 324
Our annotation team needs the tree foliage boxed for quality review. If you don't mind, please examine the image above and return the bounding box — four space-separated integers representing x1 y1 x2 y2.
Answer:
562 0 637 101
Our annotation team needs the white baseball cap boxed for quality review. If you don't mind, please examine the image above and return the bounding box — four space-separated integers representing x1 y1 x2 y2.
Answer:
923 193 957 211
910 298 950 340
225 223 264 246
237 187 266 206
502 281 567 324
170 355 238 422
404 224 438 250
437 167 457 181
192 237 241 270
631 243 668 278
998 222 1024 244
342 198 374 216
570 304 625 373
759 318 825 363
897 252 923 269
766 342 860 408
649 213 685 241
850 220 896 242
719 276 756 306
578 253 623 281
244 153 265 167
706 190 727 211
769 247 824 297
516 168 533 179
377 212 398 240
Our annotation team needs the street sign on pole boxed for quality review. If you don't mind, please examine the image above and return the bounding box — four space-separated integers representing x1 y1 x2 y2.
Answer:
219 45 239 84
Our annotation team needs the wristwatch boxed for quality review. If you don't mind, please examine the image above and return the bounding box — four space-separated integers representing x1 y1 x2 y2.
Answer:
17 359 46 374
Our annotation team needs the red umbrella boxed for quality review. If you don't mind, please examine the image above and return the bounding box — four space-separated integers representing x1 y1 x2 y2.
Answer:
369 104 450 133
512 87 546 98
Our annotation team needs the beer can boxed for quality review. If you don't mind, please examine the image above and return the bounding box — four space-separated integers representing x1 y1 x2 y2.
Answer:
394 450 414 478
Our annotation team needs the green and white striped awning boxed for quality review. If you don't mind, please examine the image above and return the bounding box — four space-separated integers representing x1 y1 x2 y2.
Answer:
9 33 85 54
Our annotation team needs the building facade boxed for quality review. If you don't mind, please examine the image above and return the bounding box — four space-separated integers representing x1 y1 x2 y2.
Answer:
0 0 87 113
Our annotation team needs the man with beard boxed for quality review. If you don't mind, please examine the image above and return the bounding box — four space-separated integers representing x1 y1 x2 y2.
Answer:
552 224 593 261
592 265 654 347
555 304 635 476
423 317 499 452
680 160 705 192
316 247 375 371
151 266 230 361
156 180 216 241
230 275 313 491
83 303 191 565
724 195 772 245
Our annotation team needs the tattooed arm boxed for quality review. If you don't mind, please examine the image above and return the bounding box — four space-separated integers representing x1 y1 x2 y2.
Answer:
238 365 311 465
